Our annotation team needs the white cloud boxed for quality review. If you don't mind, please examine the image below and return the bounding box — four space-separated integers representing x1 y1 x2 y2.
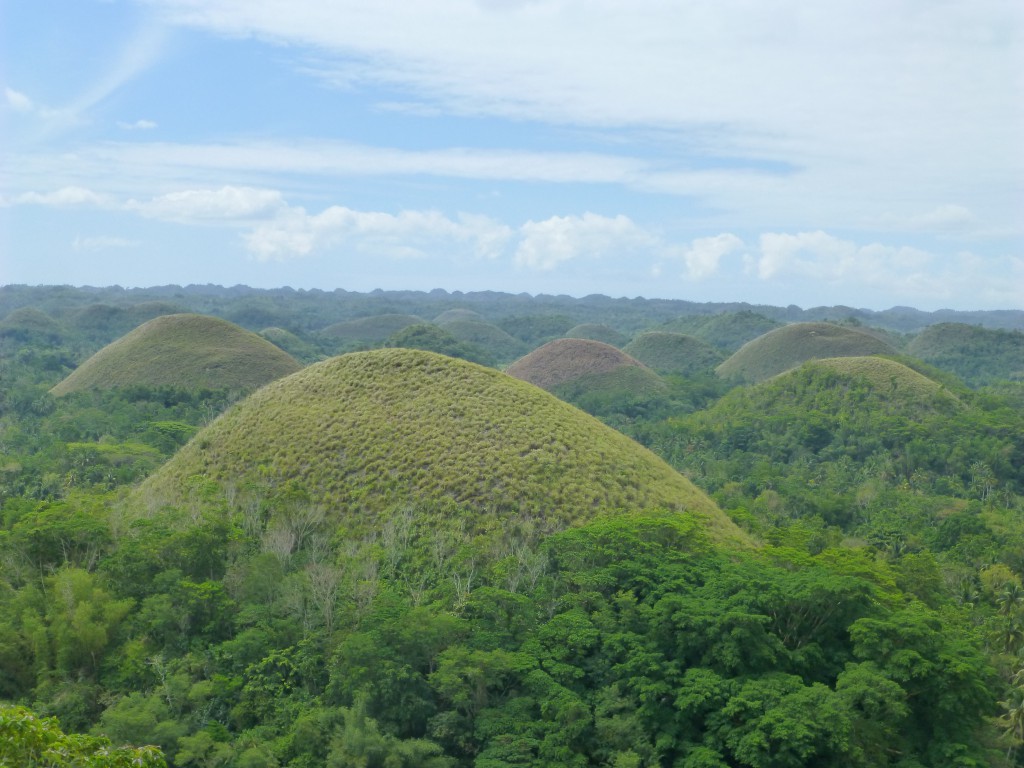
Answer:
678 233 745 279
5 87 33 113
514 213 654 271
905 204 979 232
125 186 286 221
72 235 140 251
757 230 935 290
245 204 513 262
13 186 112 207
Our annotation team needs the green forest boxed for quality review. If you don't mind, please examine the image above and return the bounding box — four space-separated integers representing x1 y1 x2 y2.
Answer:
2 284 1024 767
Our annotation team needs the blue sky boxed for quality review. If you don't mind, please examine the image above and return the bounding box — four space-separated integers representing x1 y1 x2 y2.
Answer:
1 0 1021 310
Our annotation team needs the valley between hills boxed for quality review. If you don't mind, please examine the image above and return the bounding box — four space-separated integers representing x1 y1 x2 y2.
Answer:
2 284 1024 767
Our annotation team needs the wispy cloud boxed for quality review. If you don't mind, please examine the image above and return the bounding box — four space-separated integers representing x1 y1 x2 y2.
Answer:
5 87 34 113
125 186 286 222
118 119 158 130
11 186 114 207
72 235 141 251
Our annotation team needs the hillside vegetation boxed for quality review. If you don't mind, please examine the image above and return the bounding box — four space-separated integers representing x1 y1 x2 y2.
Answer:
1 288 1020 767
716 322 896 382
137 349 745 545
50 314 302 396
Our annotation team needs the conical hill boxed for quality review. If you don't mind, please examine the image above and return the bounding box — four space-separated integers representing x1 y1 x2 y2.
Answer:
50 314 301 395
624 332 724 375
136 349 747 545
716 322 896 382
320 314 426 343
506 338 655 391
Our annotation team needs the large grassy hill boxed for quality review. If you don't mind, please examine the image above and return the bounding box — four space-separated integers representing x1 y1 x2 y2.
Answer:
716 322 896 382
50 314 302 395
624 331 724 375
906 322 1024 387
136 349 746 545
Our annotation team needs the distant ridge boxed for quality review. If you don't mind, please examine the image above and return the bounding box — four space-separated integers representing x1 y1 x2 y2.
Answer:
51 314 301 395
716 322 896 382
136 349 748 545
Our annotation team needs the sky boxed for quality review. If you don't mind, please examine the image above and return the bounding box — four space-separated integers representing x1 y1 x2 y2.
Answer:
1 0 1022 311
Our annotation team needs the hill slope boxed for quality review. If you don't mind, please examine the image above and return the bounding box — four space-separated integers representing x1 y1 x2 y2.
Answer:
51 314 301 395
716 322 896 382
319 313 426 343
137 349 746 545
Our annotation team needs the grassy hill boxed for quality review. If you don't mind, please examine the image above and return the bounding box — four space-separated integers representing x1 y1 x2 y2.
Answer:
716 322 896 382
564 323 629 347
507 338 652 390
319 313 426 344
0 307 68 342
623 331 724 375
136 349 747 545
906 322 1024 387
50 314 301 395
432 308 485 324
434 318 528 363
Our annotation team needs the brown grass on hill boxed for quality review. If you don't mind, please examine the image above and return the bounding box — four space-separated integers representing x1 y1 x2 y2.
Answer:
506 338 649 390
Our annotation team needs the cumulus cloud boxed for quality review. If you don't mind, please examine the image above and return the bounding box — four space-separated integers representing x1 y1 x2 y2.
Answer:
757 230 934 290
125 186 286 221
245 205 513 262
678 233 745 279
514 213 655 271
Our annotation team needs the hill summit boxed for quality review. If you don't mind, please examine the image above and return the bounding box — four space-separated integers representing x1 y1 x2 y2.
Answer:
51 314 301 395
137 349 746 545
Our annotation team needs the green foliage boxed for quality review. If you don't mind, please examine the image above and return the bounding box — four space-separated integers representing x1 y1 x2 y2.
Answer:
907 322 1024 387
0 703 165 767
